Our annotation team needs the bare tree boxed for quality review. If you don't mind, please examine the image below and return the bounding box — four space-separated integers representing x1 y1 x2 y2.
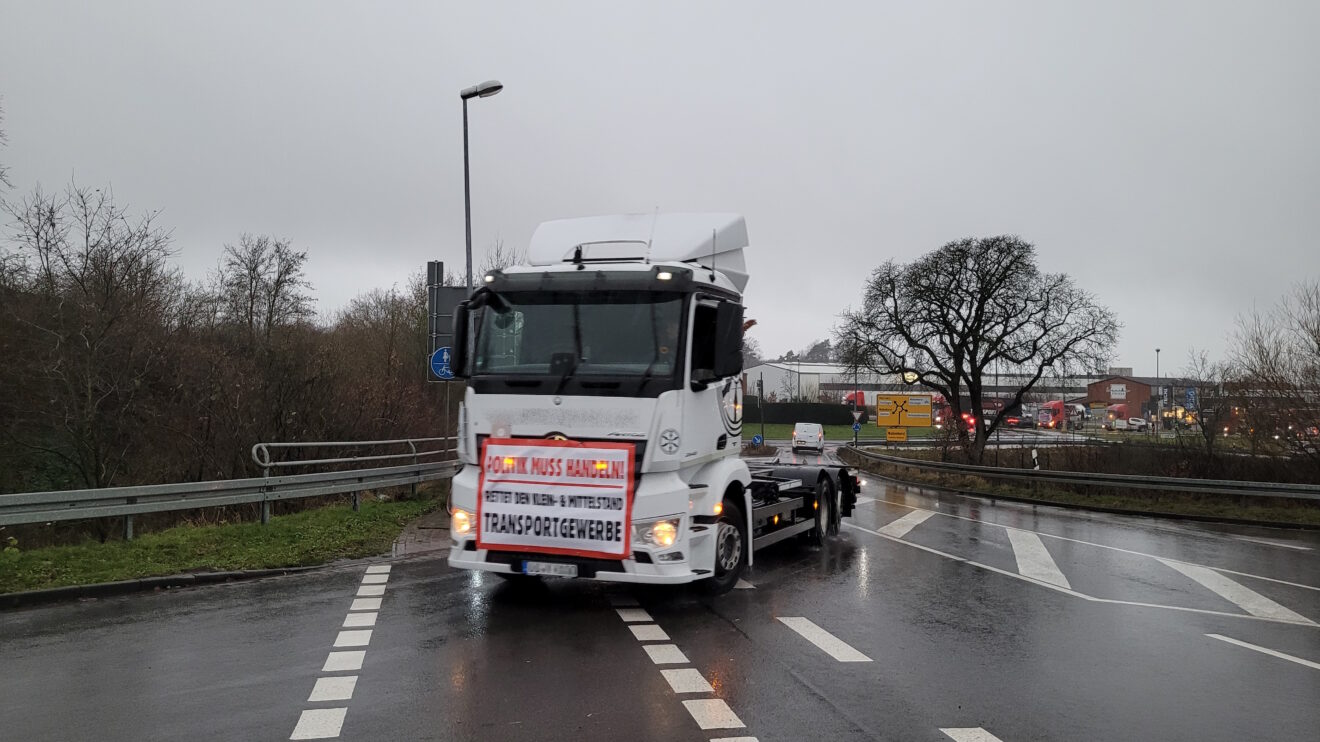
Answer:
1181 349 1235 460
0 183 180 488
741 335 763 370
836 235 1119 462
0 99 11 189
478 237 526 275
1231 280 1320 467
216 234 313 342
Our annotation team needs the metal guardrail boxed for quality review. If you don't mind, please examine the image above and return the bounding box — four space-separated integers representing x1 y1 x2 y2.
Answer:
844 446 1320 502
251 437 451 470
0 438 461 538
852 436 1097 448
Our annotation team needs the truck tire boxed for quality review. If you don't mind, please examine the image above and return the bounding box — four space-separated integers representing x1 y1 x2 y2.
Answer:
807 477 836 546
701 498 746 595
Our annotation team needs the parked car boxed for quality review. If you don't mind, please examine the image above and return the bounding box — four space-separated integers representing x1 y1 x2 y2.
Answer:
791 422 825 453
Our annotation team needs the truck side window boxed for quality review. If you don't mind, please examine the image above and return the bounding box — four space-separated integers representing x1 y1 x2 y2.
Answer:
691 303 717 382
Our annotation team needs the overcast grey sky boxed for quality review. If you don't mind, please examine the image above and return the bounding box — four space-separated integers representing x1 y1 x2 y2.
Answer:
2 0 1317 373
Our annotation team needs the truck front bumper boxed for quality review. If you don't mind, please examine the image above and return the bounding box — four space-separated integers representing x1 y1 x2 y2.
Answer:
447 542 705 585
445 464 717 585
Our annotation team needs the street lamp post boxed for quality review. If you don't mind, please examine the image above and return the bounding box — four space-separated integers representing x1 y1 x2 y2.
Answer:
460 79 504 293
1155 347 1161 436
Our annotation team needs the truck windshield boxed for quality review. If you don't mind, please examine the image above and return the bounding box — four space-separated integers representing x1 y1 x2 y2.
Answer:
473 290 685 380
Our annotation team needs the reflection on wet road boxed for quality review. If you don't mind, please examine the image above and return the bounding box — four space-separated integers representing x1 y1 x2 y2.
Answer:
2 444 1318 741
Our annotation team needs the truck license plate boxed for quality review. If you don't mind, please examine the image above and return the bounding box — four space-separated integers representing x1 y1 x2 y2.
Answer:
524 561 578 578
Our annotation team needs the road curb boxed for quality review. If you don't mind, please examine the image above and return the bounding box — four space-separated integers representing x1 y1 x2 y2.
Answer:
0 565 329 611
843 456 1320 531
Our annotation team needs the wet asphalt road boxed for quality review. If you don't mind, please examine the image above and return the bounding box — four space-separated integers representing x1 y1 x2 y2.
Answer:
3 446 1319 741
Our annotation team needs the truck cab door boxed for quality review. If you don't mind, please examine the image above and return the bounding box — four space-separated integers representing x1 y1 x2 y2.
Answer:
683 299 744 459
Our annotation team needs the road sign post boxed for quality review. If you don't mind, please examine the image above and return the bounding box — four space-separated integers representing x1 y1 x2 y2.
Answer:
427 262 469 454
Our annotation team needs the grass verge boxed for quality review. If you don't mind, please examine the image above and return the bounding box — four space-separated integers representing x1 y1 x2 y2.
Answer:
0 497 438 595
839 449 1320 526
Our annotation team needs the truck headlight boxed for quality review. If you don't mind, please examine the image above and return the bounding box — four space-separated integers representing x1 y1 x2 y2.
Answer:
634 517 681 547
452 508 473 535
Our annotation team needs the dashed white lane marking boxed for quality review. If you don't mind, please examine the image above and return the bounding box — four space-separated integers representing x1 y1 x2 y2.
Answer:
660 668 714 693
845 521 1316 627
1158 559 1314 624
643 644 689 664
877 508 935 538
291 566 391 740
682 699 745 729
1005 529 1071 589
871 496 1320 593
854 496 876 505
1232 535 1313 552
629 624 670 641
940 728 1005 741
342 612 378 628
333 629 373 648
710 737 759 742
290 708 347 740
777 617 872 662
1206 634 1320 671
611 608 751 735
733 579 755 589
616 607 653 622
322 651 365 673
308 676 358 702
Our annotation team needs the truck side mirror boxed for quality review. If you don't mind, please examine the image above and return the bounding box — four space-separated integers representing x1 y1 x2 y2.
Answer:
713 302 744 378
451 301 470 379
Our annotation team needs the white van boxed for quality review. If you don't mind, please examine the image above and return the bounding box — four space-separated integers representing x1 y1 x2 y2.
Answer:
792 422 825 453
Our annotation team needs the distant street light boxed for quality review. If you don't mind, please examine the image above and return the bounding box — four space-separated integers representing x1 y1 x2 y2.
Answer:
1155 347 1161 434
460 80 503 293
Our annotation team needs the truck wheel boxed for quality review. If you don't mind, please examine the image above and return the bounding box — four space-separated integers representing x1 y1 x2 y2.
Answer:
807 477 836 546
701 498 746 595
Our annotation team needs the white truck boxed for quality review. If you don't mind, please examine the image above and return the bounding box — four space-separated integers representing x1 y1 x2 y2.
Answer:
446 213 858 593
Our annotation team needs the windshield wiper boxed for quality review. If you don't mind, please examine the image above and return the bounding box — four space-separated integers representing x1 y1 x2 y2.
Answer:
635 298 663 393
553 361 577 396
554 302 584 396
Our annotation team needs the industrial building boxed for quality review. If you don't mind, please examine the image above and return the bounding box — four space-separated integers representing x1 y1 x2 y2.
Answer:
743 361 1109 404
1085 375 1195 417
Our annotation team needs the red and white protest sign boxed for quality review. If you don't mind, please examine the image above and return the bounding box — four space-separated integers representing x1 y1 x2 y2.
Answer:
476 438 635 559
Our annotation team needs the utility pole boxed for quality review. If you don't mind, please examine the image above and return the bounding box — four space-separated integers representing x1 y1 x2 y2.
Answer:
759 373 765 444
1155 347 1161 438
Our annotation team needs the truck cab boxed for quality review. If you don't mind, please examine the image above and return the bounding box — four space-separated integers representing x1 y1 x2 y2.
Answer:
445 214 854 593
